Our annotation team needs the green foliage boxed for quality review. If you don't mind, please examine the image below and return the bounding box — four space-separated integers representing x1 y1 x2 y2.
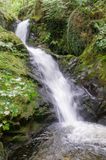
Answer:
0 51 27 75
0 25 27 57
94 23 106 53
0 0 36 18
42 0 88 20
96 38 106 52
0 25 39 133
0 25 24 50
73 36 106 84
0 72 39 132
0 41 13 51
67 9 88 56
67 0 106 56
43 0 66 20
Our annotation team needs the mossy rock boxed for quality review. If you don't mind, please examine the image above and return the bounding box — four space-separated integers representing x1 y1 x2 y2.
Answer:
0 26 40 134
67 0 106 56
0 8 15 30
0 25 26 53
65 34 106 100
75 36 106 86
0 51 39 132
60 34 106 123
19 0 43 21
0 51 27 75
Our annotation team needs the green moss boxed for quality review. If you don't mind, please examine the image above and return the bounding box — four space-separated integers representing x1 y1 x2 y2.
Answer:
59 54 75 67
74 36 106 85
0 25 25 52
0 69 39 129
0 51 27 75
0 9 15 30
0 27 39 133
0 52 39 133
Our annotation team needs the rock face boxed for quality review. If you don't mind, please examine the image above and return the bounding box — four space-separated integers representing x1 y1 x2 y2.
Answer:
0 142 6 160
60 0 106 124
8 123 106 160
62 60 106 124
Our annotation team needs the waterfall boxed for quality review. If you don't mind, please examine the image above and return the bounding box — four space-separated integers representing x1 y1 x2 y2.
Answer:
16 20 79 126
15 20 106 145
15 19 29 44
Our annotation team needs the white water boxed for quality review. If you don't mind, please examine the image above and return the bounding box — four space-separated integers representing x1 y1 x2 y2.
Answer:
15 19 29 44
16 19 78 125
15 20 106 146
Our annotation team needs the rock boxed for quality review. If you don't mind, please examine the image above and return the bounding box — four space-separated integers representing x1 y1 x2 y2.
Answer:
0 25 26 52
60 0 106 123
0 25 42 135
98 116 106 125
0 142 7 160
0 9 15 30
9 123 106 160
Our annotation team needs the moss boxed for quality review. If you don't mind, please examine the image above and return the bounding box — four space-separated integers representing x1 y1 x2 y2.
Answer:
18 0 43 21
0 51 39 133
0 8 15 30
73 36 106 85
0 25 26 52
59 54 75 67
0 27 40 134
0 51 27 75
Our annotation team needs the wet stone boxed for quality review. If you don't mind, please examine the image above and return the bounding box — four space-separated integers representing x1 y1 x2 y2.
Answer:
8 123 106 160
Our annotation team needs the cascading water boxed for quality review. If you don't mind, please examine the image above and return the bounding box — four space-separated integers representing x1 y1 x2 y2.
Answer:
16 19 78 126
15 20 106 146
15 19 29 44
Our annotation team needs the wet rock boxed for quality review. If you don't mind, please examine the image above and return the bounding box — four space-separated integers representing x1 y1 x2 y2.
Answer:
60 35 106 125
9 123 106 160
98 116 106 125
0 142 7 160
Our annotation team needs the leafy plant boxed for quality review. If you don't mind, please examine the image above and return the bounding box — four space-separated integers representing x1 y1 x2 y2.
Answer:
0 72 39 132
0 41 13 51
94 23 106 53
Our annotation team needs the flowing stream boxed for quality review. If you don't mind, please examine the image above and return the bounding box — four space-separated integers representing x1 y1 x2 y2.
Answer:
14 20 106 160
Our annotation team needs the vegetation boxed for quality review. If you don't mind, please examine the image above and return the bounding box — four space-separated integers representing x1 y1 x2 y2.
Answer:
0 25 40 134
0 0 36 18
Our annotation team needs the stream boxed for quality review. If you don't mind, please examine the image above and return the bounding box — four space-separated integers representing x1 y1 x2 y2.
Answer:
10 19 106 160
